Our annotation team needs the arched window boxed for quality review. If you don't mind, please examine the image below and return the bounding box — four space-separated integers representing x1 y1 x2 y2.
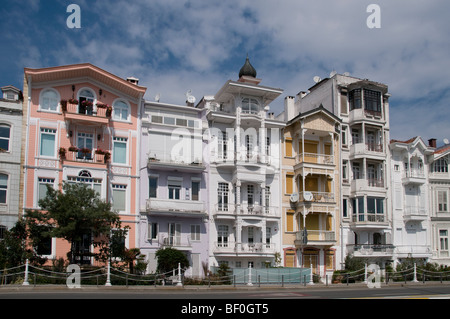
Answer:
0 124 11 152
78 88 96 115
113 100 130 121
79 170 92 177
40 89 59 111
241 97 259 114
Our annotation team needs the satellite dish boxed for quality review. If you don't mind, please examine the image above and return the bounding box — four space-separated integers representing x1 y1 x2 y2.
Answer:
154 93 160 102
186 90 196 104
313 76 321 83
303 191 313 201
444 138 449 145
343 72 350 76
187 95 196 104
329 70 337 77
290 193 299 203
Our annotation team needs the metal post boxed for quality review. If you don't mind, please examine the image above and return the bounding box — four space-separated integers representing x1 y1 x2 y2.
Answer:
414 263 419 282
176 263 183 286
308 263 314 285
364 263 368 284
247 264 253 286
105 261 112 286
282 275 284 287
22 259 30 286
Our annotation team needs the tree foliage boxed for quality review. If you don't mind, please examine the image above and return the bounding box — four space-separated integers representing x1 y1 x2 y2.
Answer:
155 247 189 274
25 182 128 264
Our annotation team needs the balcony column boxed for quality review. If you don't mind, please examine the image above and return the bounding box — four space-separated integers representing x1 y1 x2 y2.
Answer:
362 122 365 146
261 182 265 212
328 132 334 158
236 218 242 252
260 123 266 163
301 128 306 163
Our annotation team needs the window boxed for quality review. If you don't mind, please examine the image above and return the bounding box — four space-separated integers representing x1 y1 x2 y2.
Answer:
439 230 449 254
190 224 200 241
112 184 127 212
168 180 181 200
0 125 11 151
248 227 254 244
38 178 55 204
113 100 130 121
265 186 271 209
218 182 229 211
349 89 361 110
77 132 93 159
40 89 58 111
149 177 157 198
343 161 348 180
434 157 448 173
113 137 127 164
241 97 259 114
245 134 254 160
0 174 7 204
217 225 228 247
438 190 448 212
35 225 52 256
266 227 272 247
352 162 361 179
343 198 348 218
247 185 254 207
191 180 200 201
67 171 102 196
40 128 56 157
364 89 381 113
285 138 293 157
148 222 158 240
218 131 228 160
78 89 95 115
285 249 296 267
286 211 294 232
286 174 294 194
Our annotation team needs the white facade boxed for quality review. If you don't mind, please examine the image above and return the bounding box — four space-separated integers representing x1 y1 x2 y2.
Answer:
0 86 23 232
427 142 450 266
390 137 433 266
199 63 285 269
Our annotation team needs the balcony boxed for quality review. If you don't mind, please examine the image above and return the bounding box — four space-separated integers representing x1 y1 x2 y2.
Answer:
351 178 385 192
294 230 336 246
62 101 110 126
402 170 426 184
213 242 277 255
349 108 383 123
213 204 278 219
350 213 389 229
148 155 205 173
403 206 427 221
350 142 384 160
160 235 192 251
146 198 206 216
61 149 109 165
296 153 334 165
348 244 394 258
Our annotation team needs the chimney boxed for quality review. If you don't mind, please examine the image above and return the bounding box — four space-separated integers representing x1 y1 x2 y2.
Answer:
284 96 296 121
428 138 437 148
126 77 139 85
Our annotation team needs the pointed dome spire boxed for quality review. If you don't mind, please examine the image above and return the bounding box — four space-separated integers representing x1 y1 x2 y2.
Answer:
239 55 257 78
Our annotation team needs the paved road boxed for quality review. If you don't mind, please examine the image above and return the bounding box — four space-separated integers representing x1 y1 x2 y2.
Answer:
1 283 448 317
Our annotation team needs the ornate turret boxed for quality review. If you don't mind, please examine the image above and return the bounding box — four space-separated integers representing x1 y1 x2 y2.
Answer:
238 55 261 85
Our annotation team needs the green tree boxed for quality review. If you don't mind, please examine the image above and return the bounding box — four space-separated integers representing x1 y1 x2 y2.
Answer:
0 220 32 268
155 247 189 274
25 182 127 264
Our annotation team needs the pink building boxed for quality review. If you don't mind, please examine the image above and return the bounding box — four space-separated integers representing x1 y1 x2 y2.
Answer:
22 63 146 265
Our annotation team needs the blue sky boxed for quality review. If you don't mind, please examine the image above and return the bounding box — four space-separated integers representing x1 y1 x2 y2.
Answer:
1 0 450 145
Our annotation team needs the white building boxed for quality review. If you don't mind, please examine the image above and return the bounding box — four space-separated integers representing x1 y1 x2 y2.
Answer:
427 139 450 266
199 57 285 269
0 85 23 235
389 136 433 266
139 98 209 276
